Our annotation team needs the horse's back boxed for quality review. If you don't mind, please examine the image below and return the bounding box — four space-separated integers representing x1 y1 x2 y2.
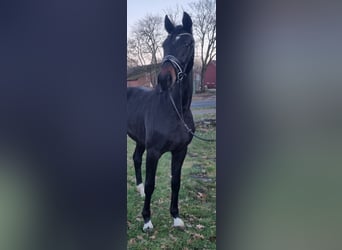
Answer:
127 87 153 100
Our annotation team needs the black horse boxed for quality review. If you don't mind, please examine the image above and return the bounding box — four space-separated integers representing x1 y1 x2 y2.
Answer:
127 12 195 231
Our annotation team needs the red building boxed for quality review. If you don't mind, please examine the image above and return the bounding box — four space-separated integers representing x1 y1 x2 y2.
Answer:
203 60 216 89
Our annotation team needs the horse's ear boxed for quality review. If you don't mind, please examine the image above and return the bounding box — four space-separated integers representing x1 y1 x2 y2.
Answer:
182 12 192 33
164 15 174 34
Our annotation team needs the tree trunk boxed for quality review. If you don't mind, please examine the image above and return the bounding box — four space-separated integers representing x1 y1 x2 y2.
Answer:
200 64 207 92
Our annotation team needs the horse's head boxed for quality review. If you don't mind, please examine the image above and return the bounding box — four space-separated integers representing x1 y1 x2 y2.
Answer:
158 12 195 91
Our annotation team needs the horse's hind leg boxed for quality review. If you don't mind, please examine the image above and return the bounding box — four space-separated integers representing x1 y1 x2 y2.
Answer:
142 149 161 232
170 147 187 229
133 143 145 197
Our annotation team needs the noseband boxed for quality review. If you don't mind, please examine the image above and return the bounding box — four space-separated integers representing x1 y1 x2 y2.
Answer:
162 55 186 82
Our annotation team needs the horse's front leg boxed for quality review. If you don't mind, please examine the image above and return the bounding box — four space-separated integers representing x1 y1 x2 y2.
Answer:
170 147 187 229
142 149 160 232
133 143 145 197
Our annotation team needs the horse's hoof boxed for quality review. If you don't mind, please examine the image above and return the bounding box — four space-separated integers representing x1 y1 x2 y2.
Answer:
143 220 153 232
173 217 185 229
136 183 145 197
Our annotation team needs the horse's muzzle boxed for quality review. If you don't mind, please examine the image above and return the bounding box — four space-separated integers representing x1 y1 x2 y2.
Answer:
158 63 176 91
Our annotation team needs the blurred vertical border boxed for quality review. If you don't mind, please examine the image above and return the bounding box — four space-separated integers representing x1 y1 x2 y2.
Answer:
0 0 126 249
217 0 342 249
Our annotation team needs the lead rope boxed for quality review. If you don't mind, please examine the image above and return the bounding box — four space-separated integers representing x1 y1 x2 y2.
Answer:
163 52 215 142
168 91 216 142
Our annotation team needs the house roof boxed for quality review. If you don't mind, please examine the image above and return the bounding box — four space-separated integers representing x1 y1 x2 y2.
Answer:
127 63 161 81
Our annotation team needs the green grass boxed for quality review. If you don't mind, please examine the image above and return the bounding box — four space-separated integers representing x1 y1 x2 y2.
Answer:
127 113 216 250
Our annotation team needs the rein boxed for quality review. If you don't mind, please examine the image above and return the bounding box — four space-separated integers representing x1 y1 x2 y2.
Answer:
168 92 216 142
167 82 216 143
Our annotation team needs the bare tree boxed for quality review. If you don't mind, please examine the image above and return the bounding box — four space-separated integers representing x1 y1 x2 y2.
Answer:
136 14 163 65
127 37 146 68
127 14 163 87
189 0 216 92
163 5 183 24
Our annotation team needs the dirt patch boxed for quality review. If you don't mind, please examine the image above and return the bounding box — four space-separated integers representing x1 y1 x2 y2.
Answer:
195 118 216 128
190 164 215 183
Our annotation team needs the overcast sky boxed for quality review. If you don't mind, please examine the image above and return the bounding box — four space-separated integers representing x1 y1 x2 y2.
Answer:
127 0 194 36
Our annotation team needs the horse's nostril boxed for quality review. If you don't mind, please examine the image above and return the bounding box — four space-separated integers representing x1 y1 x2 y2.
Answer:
158 72 171 81
167 74 172 83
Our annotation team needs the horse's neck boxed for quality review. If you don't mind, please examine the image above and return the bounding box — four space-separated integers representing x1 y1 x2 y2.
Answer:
171 73 193 112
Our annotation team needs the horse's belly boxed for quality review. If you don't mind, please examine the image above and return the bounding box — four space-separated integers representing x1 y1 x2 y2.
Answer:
146 126 192 152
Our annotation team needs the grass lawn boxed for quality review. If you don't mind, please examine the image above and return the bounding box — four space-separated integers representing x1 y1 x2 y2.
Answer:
127 113 216 250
